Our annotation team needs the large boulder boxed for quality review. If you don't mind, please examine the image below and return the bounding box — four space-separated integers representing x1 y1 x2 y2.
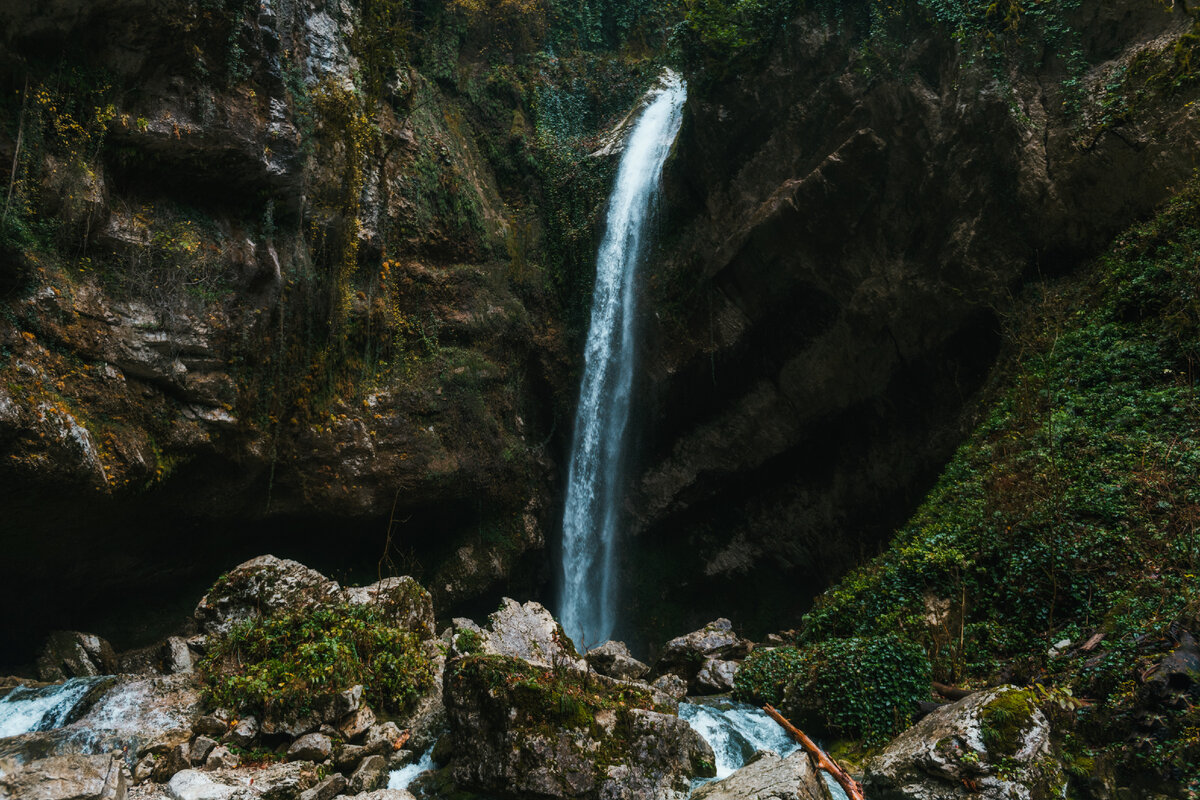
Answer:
653 620 751 689
444 653 714 799
864 686 1066 800
166 762 319 800
0 753 127 800
692 750 829 800
452 599 587 672
194 556 342 637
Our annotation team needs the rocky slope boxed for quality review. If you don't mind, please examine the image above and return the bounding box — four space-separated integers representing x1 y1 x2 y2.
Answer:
627 0 1200 643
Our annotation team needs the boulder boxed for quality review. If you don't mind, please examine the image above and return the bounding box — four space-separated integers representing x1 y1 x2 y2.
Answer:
864 686 1065 800
343 577 435 636
692 750 829 800
694 659 739 695
445 653 715 800
651 674 688 703
333 744 367 771
245 761 320 800
35 632 119 681
193 716 228 739
336 706 375 741
586 641 650 681
0 753 127 800
167 769 249 800
152 743 192 782
287 733 333 763
194 556 342 637
225 716 257 748
297 773 347 800
333 791 417 800
348 754 388 793
314 686 361 726
190 736 218 765
453 599 587 672
362 723 403 756
204 746 239 770
654 620 751 689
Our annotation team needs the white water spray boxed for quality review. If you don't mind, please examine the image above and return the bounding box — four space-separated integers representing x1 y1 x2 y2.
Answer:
559 71 686 650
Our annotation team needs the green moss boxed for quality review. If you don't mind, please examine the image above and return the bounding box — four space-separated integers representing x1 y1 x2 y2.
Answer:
980 689 1038 758
199 602 436 718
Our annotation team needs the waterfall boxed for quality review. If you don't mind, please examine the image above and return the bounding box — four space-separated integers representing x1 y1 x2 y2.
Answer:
559 70 686 650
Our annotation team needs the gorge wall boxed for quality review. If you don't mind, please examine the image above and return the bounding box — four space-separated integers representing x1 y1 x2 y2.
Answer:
2 0 1199 671
0 0 664 665
627 0 1200 646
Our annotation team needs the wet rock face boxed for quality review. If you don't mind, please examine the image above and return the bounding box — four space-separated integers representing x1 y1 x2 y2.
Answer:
864 687 1063 800
630 0 1200 641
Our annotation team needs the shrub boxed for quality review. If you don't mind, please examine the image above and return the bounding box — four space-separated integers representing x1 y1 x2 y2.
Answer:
781 635 931 745
732 646 806 707
199 603 436 718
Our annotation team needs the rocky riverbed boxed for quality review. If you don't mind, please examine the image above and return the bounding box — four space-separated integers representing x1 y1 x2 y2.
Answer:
0 555 1086 800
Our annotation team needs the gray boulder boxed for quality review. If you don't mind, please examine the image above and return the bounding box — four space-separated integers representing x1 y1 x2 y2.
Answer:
0 754 127 800
654 620 751 689
586 641 650 681
692 750 829 800
453 599 587 672
297 773 347 800
288 733 333 763
333 791 417 800
362 722 403 756
225 716 257 748
864 686 1065 800
194 556 342 637
348 754 388 793
694 659 739 695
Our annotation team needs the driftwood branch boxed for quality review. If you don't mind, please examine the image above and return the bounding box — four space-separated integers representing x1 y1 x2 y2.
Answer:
763 704 864 800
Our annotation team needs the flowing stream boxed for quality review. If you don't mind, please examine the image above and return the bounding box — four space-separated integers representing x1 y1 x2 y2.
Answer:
681 698 850 800
0 677 106 738
559 70 687 650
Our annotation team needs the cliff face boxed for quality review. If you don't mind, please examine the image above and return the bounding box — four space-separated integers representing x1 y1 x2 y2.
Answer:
628 0 1200 642
0 0 655 663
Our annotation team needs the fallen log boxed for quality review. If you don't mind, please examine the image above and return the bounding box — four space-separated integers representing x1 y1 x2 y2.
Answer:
932 681 976 700
762 704 864 800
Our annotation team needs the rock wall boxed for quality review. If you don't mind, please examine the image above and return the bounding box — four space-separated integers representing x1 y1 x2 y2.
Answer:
0 0 641 665
627 0 1200 644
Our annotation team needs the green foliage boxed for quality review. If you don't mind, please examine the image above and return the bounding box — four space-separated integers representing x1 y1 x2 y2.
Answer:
732 646 806 706
798 176 1200 784
199 603 436 718
679 0 1086 84
780 636 932 745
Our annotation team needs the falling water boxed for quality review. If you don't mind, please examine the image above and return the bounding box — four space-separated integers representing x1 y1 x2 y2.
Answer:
559 70 686 650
